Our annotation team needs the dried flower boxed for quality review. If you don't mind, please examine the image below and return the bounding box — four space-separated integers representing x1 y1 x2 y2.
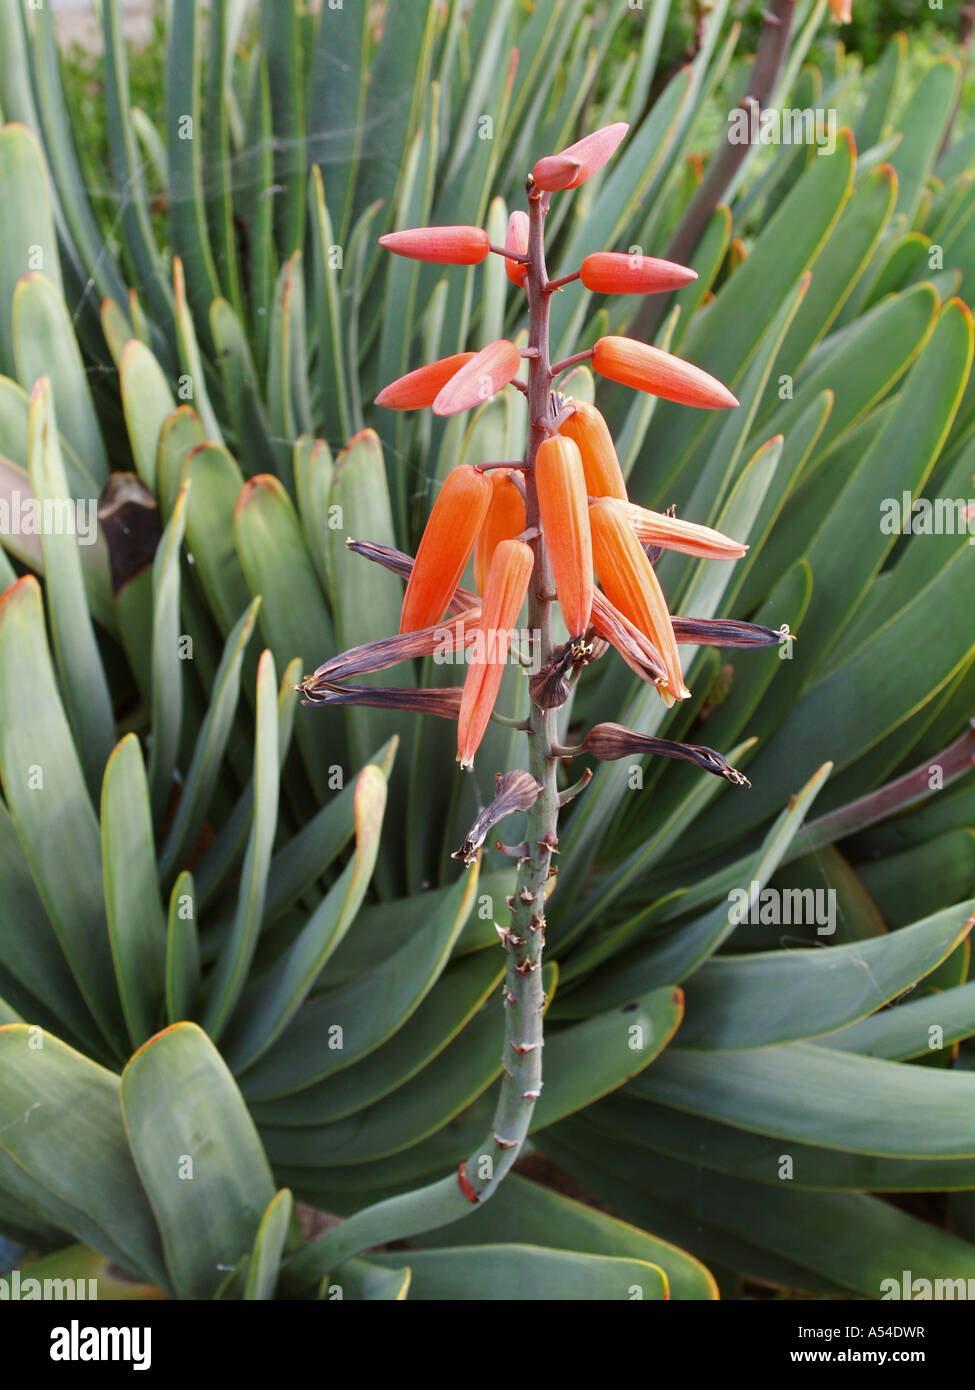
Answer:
346 538 480 613
589 497 689 700
582 722 751 785
452 770 543 865
529 636 596 709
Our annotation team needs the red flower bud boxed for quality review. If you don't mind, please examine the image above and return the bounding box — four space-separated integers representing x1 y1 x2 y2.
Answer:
433 339 523 416
557 122 628 187
592 336 738 410
302 610 482 688
531 153 584 191
375 352 476 409
504 211 530 287
589 497 688 701
378 225 490 264
303 683 464 718
590 591 668 691
580 252 697 295
346 539 480 614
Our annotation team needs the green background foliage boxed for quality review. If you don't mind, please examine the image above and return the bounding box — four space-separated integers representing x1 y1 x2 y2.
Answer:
0 0 973 1300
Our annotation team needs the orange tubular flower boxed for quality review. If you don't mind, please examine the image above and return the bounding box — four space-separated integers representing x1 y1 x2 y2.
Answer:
589 497 689 700
504 211 530 287
580 252 697 295
375 352 476 409
433 339 523 416
828 0 852 21
474 469 527 593
592 336 739 410
623 502 748 559
378 225 490 264
535 436 593 636
557 400 628 501
458 539 534 768
400 465 492 633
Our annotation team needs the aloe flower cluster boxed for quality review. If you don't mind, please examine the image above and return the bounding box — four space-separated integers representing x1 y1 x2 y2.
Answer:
300 122 784 1225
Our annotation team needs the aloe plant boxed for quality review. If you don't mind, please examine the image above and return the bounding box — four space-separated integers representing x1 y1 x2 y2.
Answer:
0 0 972 1300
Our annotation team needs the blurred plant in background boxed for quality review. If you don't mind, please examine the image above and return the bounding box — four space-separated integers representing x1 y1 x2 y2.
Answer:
631 0 972 74
0 0 973 1300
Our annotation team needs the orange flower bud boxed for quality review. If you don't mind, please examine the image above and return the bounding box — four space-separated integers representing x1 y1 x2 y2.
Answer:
378 225 490 264
592 336 738 410
557 400 627 501
458 539 534 768
375 352 476 410
580 252 697 296
433 339 522 416
531 153 584 191
504 211 530 287
622 502 748 559
828 0 851 21
589 497 689 700
400 465 492 633
558 122 628 187
535 436 593 637
474 469 527 594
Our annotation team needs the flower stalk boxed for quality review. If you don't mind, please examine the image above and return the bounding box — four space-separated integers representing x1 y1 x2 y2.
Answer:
454 177 562 1200
288 121 764 1285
